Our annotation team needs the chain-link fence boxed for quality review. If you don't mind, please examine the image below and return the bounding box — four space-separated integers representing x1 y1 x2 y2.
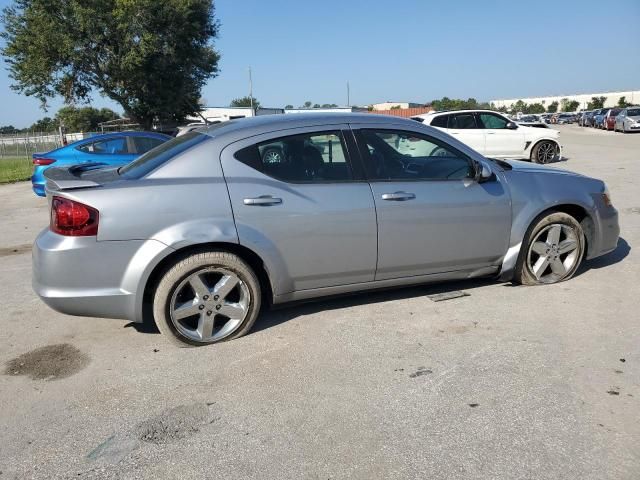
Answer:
0 131 95 159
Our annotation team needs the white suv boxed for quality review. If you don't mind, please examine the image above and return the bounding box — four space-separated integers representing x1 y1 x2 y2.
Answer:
412 110 561 164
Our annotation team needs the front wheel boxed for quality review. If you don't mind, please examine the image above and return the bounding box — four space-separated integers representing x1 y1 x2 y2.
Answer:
513 212 585 286
153 251 262 347
531 140 558 164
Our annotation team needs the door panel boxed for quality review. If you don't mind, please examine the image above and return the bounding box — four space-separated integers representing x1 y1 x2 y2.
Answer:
220 125 377 294
446 113 485 154
477 112 524 157
352 126 511 280
370 180 511 279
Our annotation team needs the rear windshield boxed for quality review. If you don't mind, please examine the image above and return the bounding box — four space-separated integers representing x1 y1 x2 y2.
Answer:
627 108 640 116
119 132 209 179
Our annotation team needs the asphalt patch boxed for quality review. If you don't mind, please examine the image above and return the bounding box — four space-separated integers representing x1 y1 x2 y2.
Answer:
4 343 89 380
137 403 212 444
0 243 32 257
88 403 218 464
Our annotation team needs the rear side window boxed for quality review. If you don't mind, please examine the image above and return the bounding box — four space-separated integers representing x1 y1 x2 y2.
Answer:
119 132 209 179
132 136 166 154
627 108 640 116
430 115 449 128
78 137 129 154
234 131 352 183
450 113 477 129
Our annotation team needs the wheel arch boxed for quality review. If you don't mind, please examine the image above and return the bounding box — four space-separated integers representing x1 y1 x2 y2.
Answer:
141 242 274 322
499 202 595 281
529 137 560 158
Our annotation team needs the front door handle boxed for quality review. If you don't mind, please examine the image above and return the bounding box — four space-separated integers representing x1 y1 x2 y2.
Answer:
243 195 283 206
381 192 416 201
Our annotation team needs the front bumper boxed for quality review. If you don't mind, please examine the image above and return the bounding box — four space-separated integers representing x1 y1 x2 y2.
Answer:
32 229 169 322
587 205 620 260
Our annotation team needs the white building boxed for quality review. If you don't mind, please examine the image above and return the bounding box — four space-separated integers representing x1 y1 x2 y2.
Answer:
186 106 283 123
491 90 640 111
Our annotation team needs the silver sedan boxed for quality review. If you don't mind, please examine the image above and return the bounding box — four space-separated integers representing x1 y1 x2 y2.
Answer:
33 113 620 346
614 107 640 133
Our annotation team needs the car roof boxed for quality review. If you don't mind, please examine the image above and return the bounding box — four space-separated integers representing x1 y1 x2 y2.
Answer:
412 109 507 118
199 113 419 140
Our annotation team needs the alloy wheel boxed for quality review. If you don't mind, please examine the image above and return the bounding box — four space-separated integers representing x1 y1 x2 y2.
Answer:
527 224 580 283
536 142 557 163
169 267 250 342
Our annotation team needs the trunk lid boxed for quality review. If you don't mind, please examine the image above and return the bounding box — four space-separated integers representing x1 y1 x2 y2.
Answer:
44 164 121 193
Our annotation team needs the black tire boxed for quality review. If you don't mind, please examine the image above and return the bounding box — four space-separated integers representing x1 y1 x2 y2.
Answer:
153 251 261 347
513 211 585 286
530 140 558 164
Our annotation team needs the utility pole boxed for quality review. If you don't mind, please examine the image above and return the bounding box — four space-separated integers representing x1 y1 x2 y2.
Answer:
248 67 254 115
347 81 350 107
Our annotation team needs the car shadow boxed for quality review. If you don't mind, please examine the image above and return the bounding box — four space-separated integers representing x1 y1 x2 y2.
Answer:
251 278 495 335
127 238 629 338
578 237 630 274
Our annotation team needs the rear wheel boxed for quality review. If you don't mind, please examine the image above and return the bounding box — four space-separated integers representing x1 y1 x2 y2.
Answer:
153 251 261 347
531 140 558 164
514 212 585 286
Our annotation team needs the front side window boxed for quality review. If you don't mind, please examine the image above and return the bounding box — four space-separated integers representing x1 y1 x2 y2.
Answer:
478 113 509 129
78 137 129 154
235 131 352 183
358 129 473 181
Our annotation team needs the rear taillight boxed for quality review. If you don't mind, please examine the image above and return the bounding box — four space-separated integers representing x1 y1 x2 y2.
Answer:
33 157 56 166
50 196 99 236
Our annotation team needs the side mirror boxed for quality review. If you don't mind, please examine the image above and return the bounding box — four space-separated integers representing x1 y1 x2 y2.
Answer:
506 121 518 130
474 161 493 183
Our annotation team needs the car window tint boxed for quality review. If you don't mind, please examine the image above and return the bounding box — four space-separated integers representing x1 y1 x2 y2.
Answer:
358 129 473 181
235 131 352 183
132 136 165 154
78 137 129 154
119 132 209 178
430 115 448 128
627 108 640 116
478 113 508 129
450 113 477 129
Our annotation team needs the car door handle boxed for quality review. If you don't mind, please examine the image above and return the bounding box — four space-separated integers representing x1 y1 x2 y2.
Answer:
486 132 496 135
243 196 283 206
381 192 416 201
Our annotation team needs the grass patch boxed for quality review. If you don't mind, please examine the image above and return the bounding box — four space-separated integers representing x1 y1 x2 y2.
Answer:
0 157 32 184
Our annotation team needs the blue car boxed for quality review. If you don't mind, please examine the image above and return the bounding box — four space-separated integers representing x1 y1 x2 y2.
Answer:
31 131 171 196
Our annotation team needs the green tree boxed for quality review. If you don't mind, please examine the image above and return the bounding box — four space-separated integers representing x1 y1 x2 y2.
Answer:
321 103 338 108
587 96 606 109
1 0 220 129
230 96 260 109
302 101 313 108
0 125 20 134
547 101 559 113
29 116 58 132
528 103 546 114
55 106 120 132
430 97 483 111
313 103 321 108
562 100 580 112
284 104 294 109
511 100 528 113
618 96 631 108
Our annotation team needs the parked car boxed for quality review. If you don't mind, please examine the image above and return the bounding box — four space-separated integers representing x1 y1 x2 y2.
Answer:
33 113 619 346
578 111 593 126
556 113 576 124
592 109 610 129
603 108 622 131
412 110 561 163
614 107 640 133
31 131 170 196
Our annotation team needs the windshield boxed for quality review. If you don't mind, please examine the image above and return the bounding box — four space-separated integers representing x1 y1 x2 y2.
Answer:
119 132 209 178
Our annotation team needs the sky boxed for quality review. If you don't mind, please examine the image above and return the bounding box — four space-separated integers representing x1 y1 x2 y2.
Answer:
1 0 639 128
